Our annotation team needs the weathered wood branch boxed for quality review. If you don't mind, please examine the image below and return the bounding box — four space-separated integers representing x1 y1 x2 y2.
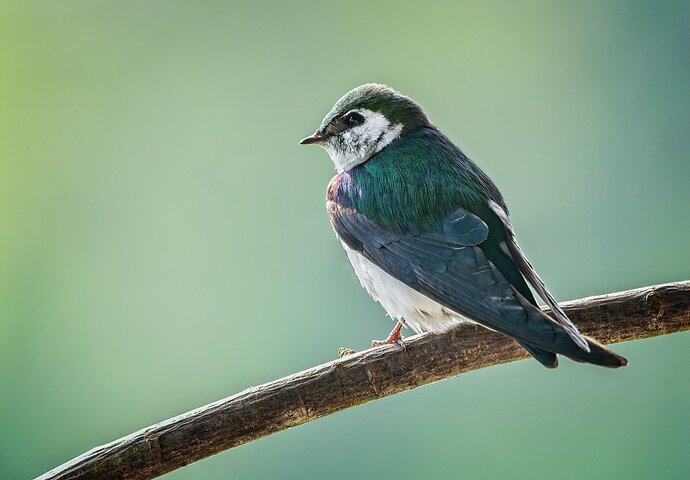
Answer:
37 281 690 480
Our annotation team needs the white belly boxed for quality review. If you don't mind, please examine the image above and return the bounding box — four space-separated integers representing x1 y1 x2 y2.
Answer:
343 244 473 334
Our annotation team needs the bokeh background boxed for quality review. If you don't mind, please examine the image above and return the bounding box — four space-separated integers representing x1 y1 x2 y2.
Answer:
1 1 688 479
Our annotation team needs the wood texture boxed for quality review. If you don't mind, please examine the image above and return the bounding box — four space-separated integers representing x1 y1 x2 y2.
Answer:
37 281 690 480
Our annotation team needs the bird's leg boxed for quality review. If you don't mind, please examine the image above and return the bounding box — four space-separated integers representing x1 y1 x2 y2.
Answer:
372 320 405 347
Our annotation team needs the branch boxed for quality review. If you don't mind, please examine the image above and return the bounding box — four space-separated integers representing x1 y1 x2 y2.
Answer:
37 281 690 480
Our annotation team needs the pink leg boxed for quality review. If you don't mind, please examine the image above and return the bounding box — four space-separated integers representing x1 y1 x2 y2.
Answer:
372 320 405 347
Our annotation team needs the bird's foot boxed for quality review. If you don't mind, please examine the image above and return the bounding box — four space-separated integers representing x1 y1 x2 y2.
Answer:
372 321 405 348
338 347 356 357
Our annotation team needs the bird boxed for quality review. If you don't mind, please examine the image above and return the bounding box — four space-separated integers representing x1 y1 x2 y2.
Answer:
300 83 627 368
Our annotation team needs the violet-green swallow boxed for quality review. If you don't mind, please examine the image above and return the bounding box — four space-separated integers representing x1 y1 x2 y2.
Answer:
300 84 627 368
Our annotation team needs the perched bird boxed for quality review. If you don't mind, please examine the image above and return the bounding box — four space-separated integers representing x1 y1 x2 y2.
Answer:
300 84 627 368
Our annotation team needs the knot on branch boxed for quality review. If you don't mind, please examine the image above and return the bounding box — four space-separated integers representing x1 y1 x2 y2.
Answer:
645 289 665 321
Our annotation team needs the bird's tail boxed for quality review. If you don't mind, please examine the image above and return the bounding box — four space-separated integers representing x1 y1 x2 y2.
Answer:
563 335 628 368
517 340 559 368
515 294 628 368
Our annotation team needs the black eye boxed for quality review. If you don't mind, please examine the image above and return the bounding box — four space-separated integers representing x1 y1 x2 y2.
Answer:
345 112 365 126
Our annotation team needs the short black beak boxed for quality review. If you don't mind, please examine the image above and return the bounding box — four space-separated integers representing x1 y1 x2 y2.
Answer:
299 130 324 145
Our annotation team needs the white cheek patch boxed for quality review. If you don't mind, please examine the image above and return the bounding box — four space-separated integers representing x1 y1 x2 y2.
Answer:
323 109 403 172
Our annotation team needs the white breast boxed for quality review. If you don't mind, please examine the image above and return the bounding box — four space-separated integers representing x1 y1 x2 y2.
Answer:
343 243 473 334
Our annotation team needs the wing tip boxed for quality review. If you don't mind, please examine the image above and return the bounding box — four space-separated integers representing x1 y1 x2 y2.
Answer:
573 334 592 353
585 336 629 368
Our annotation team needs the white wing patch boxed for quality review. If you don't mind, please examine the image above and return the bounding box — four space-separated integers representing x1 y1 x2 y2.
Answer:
488 200 591 352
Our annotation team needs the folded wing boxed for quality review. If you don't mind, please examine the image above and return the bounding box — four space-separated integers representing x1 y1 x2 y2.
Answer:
329 200 627 367
488 200 590 352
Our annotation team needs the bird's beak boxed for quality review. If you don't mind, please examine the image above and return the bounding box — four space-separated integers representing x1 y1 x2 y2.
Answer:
299 130 325 145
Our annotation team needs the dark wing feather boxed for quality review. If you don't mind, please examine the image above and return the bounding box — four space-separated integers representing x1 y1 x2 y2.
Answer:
487 200 590 352
329 201 627 367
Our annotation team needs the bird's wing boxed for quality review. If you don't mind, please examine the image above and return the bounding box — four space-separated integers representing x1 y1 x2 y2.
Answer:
328 201 585 354
487 200 590 352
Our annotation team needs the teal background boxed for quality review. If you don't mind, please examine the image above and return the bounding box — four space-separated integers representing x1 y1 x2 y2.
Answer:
1 1 688 479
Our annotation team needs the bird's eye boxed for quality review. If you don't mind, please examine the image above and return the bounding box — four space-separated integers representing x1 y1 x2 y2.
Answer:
345 112 365 126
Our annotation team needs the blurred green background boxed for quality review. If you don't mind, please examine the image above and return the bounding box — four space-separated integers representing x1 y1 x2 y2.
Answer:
1 1 688 479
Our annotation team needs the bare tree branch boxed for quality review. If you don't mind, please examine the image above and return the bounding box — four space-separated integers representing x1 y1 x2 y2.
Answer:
37 281 690 480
